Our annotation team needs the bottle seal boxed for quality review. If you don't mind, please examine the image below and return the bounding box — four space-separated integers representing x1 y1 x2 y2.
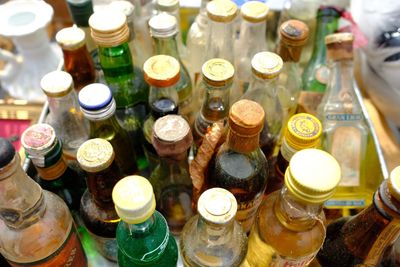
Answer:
144 55 180 87
197 188 237 224
41 71 74 98
77 138 115 173
251 51 283 79
206 0 238 23
202 58 234 87
241 1 269 23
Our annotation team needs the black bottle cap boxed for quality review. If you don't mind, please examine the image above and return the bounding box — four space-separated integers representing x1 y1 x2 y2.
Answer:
67 0 94 27
0 138 16 168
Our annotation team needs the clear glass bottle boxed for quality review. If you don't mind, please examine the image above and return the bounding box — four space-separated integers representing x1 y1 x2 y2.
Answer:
112 175 178 266
149 13 193 124
78 83 139 175
55 27 96 91
317 33 370 209
241 52 283 159
234 1 269 95
245 149 341 266
21 123 86 211
208 99 268 233
180 188 248 267
149 115 194 235
142 55 180 172
317 166 400 267
0 138 87 266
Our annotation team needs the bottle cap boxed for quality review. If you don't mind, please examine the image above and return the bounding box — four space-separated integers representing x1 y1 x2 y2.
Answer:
240 1 269 23
229 99 265 137
0 138 16 169
388 166 400 202
325 32 354 45
207 0 238 23
56 27 86 50
251 52 283 79
325 32 354 60
284 113 322 151
40 71 74 97
279 20 309 47
67 0 94 27
149 13 178 38
77 138 115 173
79 83 116 120
109 0 135 22
285 149 341 204
143 55 180 87
89 10 130 47
112 175 156 224
21 124 56 158
202 58 234 87
152 115 193 157
156 0 179 12
197 188 237 224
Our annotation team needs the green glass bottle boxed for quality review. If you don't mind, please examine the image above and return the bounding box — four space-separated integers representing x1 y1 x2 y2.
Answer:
113 175 178 267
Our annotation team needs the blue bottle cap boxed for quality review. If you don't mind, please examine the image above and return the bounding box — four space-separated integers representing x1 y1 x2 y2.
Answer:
78 83 113 111
0 138 16 168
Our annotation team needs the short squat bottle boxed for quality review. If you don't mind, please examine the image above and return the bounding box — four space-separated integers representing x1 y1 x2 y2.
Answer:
77 138 123 262
113 175 178 266
246 149 341 266
180 188 248 267
208 99 268 233
150 115 194 234
0 138 87 266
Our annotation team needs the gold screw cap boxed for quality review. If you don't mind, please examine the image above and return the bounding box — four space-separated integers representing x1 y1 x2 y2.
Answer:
280 20 309 46
207 0 238 23
388 166 400 202
41 71 74 97
144 55 180 87
56 26 86 50
241 1 269 23
198 188 237 224
156 0 179 12
251 51 283 79
285 113 322 150
77 138 115 173
229 99 265 137
202 58 235 87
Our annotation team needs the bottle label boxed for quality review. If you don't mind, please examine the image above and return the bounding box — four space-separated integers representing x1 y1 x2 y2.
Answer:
280 139 298 162
236 195 264 233
36 157 68 181
315 65 329 85
270 253 316 267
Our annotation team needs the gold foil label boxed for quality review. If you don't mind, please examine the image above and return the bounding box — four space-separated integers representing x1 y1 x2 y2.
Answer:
270 253 316 267
236 195 263 233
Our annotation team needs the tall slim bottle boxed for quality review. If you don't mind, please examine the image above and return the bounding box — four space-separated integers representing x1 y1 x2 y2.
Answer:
208 99 268 233
245 149 341 266
113 175 178 266
0 138 87 266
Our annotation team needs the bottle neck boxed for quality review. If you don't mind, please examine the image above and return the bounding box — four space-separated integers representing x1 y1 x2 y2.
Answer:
159 151 189 166
201 83 231 122
149 84 179 118
248 75 279 95
227 129 260 154
311 13 340 60
127 213 156 234
238 20 267 53
152 35 180 59
206 20 235 63
277 42 303 63
197 216 235 246
47 90 81 119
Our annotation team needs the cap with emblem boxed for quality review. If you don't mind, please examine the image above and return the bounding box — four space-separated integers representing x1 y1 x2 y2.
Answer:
202 58 235 87
251 52 283 80
206 0 238 23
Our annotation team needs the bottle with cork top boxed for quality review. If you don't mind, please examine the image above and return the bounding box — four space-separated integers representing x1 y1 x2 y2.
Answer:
246 149 341 267
77 138 123 262
0 138 87 266
207 99 268 233
149 115 194 235
180 188 248 267
112 175 178 267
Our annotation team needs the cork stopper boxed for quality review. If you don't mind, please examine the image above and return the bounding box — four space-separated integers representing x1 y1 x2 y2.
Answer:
280 20 309 46
152 115 193 158
41 71 74 98
89 10 130 47
77 138 115 173
388 166 400 202
202 58 235 87
229 99 265 137
206 0 238 23
285 113 322 150
156 0 179 12
56 26 86 51
251 52 283 79
143 55 180 87
325 32 354 61
240 1 269 23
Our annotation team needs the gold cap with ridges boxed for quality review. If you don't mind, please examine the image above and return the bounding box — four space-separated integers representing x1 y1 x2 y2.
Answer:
202 58 235 87
285 113 322 150
77 138 115 173
41 71 74 97
207 0 238 23
143 55 180 87
55 27 86 50
198 188 237 224
240 1 269 23
388 166 400 202
251 51 283 79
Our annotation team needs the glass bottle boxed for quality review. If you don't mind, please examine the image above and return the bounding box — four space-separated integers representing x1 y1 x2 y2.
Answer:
142 55 180 172
40 70 90 167
208 99 268 233
193 58 234 152
241 52 283 159
112 175 178 266
78 83 138 176
266 113 322 195
245 149 341 266
55 26 96 91
317 166 400 266
149 115 194 234
149 13 193 124
89 9 149 165
0 138 87 266
317 33 370 209
234 1 269 95
180 188 248 266
77 138 123 262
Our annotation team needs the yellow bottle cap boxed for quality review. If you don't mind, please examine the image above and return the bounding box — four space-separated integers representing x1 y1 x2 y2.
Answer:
77 138 115 173
156 0 179 12
202 58 235 87
251 51 283 79
112 175 156 224
285 113 322 150
143 55 180 87
40 71 74 98
55 26 86 50
285 149 341 204
241 1 269 23
388 166 400 202
197 188 237 224
207 0 238 23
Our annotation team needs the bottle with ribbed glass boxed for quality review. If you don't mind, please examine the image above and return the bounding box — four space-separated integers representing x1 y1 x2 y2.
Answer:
142 55 180 171
180 188 248 267
89 9 149 163
317 33 369 209
113 175 178 266
266 113 322 195
208 99 268 233
241 52 283 159
148 13 193 124
192 58 234 153
245 149 341 267
78 83 139 175
149 115 194 234
55 26 96 91
0 138 87 266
